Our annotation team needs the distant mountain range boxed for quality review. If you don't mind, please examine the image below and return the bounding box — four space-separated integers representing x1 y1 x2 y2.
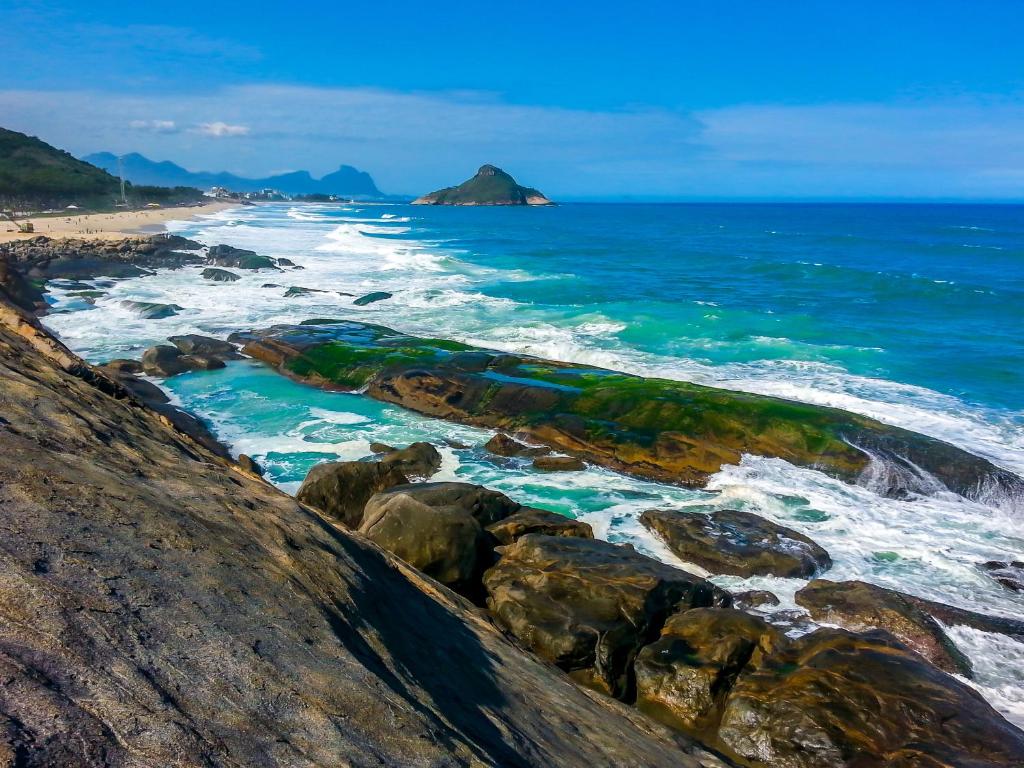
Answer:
83 152 384 198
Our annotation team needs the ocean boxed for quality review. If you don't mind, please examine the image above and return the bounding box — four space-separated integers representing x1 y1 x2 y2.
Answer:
42 201 1024 722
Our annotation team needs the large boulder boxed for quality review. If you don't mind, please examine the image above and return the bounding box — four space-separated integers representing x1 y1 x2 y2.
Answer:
486 508 594 545
168 334 243 361
795 579 973 677
716 628 1024 768
141 345 190 377
482 534 731 698
206 244 277 270
120 300 183 319
0 256 46 312
297 460 409 527
358 483 520 594
634 608 785 738
641 508 832 578
378 441 442 480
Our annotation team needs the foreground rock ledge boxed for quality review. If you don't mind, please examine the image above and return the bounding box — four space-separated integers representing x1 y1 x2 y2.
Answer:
231 320 1024 502
0 300 724 766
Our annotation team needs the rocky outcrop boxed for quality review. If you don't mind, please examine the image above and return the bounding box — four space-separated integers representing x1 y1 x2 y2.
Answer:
142 344 194 376
0 234 205 281
0 255 46 311
532 455 586 471
413 165 553 206
167 334 243 360
641 509 832 578
0 297 725 767
795 579 973 676
376 441 443 479
120 299 183 319
485 508 594 545
716 628 1024 767
482 534 731 698
206 243 278 270
231 320 1024 504
634 608 785 738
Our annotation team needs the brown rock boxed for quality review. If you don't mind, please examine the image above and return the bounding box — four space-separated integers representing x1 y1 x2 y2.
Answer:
485 432 551 457
532 455 586 472
378 441 442 479
296 460 409 527
486 507 594 545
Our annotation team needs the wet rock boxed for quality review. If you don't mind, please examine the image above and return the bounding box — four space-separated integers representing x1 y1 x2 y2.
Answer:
201 267 240 282
168 334 243 361
901 591 1024 642
0 256 46 312
634 608 785 737
717 628 1024 768
378 441 442 480
359 483 518 593
276 258 296 267
141 345 190 377
532 455 586 472
485 432 551 457
120 300 184 320
485 508 594 545
261 283 281 288
641 508 832 578
369 442 396 454
353 291 393 306
206 244 278 270
730 590 780 611
795 579 973 677
297 460 409 527
980 560 1024 592
483 534 731 698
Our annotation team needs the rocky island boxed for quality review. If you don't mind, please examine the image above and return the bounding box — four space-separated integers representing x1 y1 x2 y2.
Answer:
412 164 553 206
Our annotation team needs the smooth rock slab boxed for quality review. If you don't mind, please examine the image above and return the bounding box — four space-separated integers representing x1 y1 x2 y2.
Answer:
168 334 243 361
483 534 730 698
795 579 973 676
641 508 832 578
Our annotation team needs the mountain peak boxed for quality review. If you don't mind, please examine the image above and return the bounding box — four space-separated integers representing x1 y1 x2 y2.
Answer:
413 165 552 206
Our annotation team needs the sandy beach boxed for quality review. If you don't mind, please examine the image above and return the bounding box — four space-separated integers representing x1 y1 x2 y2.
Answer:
0 201 235 243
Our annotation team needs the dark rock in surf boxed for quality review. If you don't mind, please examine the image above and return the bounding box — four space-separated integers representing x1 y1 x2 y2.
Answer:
980 560 1024 593
485 432 550 457
276 258 297 267
142 345 190 377
201 267 240 282
121 300 183 319
369 442 396 454
284 286 328 297
378 441 442 480
206 244 278 270
482 534 730 698
641 508 832 578
532 455 586 472
730 590 781 611
353 291 393 306
795 579 973 677
178 354 225 371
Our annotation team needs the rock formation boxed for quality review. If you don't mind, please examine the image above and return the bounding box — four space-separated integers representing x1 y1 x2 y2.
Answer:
412 165 553 206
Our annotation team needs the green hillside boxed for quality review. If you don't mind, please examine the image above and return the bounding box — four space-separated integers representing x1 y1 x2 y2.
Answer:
0 127 121 208
413 165 553 206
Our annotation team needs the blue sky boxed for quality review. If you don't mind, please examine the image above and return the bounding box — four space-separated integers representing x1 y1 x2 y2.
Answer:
2 0 1023 199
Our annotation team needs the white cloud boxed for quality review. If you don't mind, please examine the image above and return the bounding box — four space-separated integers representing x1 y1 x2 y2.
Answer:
194 121 250 137
129 119 178 133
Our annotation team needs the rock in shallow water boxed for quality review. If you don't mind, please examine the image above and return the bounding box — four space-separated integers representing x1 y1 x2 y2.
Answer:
795 579 974 677
980 560 1024 592
201 267 240 282
168 334 242 360
485 432 551 457
483 534 731 698
641 508 832 578
121 300 183 319
206 244 278 270
297 460 409 527
353 291 393 306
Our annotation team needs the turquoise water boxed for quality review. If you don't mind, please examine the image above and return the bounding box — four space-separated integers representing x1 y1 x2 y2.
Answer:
42 202 1024 722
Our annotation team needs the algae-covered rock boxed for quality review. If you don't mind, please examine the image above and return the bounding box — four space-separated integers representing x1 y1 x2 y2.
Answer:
795 579 973 676
641 508 832 578
233 320 1024 503
482 534 730 698
206 244 277 270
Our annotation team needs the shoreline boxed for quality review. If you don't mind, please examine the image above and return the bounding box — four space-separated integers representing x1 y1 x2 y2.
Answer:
0 200 235 243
